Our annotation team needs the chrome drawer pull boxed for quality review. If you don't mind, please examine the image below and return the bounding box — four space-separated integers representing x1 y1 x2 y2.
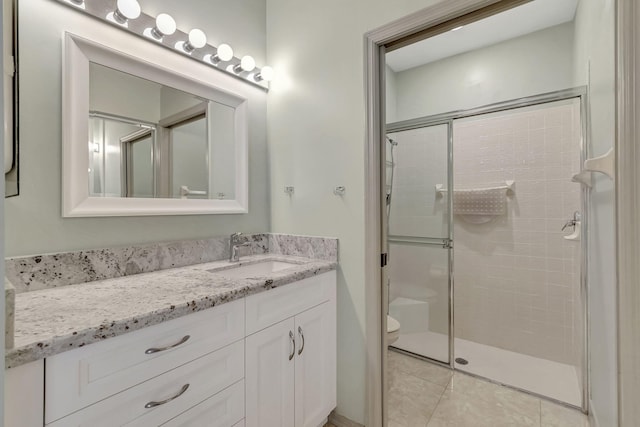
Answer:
144 383 190 409
298 326 305 355
289 331 295 361
145 335 190 355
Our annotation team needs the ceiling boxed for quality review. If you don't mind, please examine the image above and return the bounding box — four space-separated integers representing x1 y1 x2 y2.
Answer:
385 0 579 73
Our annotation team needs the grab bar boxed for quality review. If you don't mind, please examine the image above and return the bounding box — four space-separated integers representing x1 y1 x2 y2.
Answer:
180 185 207 199
435 180 515 195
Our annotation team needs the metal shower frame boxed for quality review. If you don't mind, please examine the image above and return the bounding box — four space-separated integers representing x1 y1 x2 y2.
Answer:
385 86 590 412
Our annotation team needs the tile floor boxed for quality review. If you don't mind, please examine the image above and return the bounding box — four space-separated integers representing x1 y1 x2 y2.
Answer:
388 350 590 427
391 331 582 405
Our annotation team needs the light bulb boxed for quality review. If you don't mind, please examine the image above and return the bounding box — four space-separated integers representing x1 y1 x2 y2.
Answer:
208 44 234 65
151 13 176 39
189 29 207 48
183 29 207 53
217 44 234 62
241 55 256 71
254 66 274 82
234 55 255 73
111 0 141 25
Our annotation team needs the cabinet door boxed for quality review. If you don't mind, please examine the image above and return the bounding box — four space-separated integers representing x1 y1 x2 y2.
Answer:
294 302 336 427
245 318 295 427
5 360 44 427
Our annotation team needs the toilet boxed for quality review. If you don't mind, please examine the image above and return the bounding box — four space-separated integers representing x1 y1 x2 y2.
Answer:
387 315 401 345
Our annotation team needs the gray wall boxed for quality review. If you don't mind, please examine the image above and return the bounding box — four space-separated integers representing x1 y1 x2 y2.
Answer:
266 0 443 423
389 22 575 122
90 63 161 123
385 65 398 123
6 0 269 257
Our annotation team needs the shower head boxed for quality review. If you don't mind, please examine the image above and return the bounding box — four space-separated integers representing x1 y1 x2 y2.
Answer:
386 136 398 146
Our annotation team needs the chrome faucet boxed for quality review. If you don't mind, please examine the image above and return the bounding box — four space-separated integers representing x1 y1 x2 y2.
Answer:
229 232 251 262
561 211 582 231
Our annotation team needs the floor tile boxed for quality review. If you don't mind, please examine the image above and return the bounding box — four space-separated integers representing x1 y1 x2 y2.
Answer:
388 370 446 426
541 400 589 427
426 373 541 427
386 352 589 427
388 350 453 387
447 372 541 413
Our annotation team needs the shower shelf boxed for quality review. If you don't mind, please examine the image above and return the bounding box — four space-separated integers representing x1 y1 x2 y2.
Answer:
572 147 615 187
434 180 515 196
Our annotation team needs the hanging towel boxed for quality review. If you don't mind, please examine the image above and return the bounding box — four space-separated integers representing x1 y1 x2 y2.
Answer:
452 188 507 216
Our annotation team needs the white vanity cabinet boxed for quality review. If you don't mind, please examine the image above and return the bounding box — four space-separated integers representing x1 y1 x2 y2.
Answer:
245 271 337 427
4 270 336 427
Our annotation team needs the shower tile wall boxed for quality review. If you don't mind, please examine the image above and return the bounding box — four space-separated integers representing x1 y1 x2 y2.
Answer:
453 101 582 366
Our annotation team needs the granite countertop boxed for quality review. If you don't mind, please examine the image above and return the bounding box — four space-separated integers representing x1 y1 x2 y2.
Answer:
6 254 336 368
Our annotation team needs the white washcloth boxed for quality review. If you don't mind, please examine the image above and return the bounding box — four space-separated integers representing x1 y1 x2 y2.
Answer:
453 188 507 216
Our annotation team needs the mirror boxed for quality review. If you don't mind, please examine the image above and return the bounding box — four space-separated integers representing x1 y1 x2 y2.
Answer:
87 63 236 201
63 32 248 217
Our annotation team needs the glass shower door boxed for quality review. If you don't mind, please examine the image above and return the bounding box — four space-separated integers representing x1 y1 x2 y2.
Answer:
386 123 452 364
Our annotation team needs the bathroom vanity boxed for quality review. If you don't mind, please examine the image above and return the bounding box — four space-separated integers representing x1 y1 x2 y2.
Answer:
4 235 338 427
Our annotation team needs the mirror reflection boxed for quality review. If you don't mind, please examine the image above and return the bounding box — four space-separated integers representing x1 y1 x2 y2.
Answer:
88 63 236 200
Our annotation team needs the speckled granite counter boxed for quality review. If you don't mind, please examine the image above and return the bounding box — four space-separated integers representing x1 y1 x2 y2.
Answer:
6 254 336 368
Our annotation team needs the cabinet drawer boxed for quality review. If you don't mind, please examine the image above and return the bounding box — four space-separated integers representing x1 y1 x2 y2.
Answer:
46 340 244 426
245 271 335 335
160 380 244 427
46 299 244 423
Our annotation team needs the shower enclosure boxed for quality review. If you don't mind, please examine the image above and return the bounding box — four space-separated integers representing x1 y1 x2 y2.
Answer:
386 89 587 409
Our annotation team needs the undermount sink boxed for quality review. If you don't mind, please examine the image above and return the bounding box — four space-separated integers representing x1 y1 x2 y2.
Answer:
209 261 299 279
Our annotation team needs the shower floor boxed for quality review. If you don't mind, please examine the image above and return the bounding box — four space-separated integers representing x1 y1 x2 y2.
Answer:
391 331 582 407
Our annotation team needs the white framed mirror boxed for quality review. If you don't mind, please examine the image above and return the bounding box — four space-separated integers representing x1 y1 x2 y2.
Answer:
63 32 248 217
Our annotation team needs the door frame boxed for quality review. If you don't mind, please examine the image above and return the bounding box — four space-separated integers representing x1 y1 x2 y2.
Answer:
615 0 640 425
364 0 638 426
364 2 524 425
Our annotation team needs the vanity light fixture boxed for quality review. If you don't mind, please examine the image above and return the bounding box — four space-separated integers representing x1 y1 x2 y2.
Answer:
107 0 141 26
254 66 274 82
144 13 177 41
233 55 256 74
181 29 207 54
55 0 270 89
207 43 234 65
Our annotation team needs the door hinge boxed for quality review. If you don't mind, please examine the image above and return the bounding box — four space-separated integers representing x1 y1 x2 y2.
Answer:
381 253 388 267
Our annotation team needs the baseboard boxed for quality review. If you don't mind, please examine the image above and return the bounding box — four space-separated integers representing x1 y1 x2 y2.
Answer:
329 411 365 427
589 400 600 427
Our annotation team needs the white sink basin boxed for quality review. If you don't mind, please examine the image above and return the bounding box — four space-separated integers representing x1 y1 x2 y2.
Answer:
210 261 299 279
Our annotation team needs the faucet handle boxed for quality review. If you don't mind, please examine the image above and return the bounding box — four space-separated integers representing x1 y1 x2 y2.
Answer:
561 219 576 231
